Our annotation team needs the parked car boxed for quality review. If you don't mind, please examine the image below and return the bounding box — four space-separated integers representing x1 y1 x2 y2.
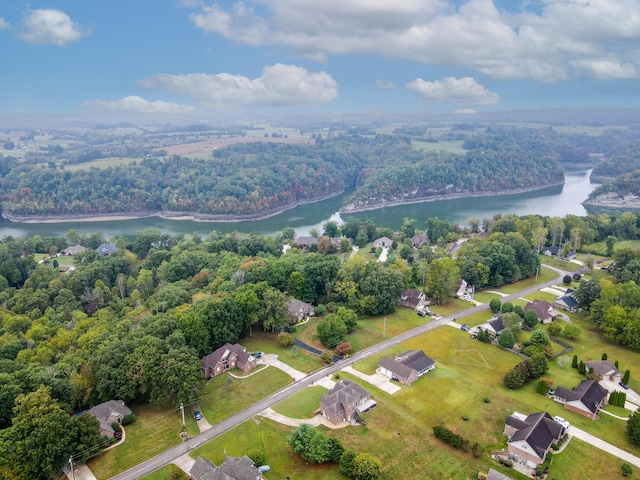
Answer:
460 324 470 332
193 410 202 421
619 381 630 390
252 351 262 359
553 416 570 429
417 310 427 317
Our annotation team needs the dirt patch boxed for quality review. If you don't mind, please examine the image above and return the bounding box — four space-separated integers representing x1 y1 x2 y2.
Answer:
157 137 314 155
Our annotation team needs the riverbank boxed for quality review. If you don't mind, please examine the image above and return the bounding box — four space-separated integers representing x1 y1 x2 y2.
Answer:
582 192 640 210
339 181 566 214
1 190 346 224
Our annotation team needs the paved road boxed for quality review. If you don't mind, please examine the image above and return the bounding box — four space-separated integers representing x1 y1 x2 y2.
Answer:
110 267 567 480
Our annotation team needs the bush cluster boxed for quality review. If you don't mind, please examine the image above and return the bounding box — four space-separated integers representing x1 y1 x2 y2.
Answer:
433 425 464 449
504 354 548 389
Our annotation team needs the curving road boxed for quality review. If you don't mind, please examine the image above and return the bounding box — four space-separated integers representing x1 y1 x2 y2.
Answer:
110 266 570 480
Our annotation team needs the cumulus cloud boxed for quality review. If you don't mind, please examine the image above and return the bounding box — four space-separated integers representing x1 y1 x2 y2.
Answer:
138 64 338 107
407 77 499 106
20 8 88 46
0 18 10 30
186 0 640 82
375 79 396 89
80 96 195 114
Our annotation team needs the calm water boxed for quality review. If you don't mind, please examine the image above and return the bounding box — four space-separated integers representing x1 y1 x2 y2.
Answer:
0 168 598 239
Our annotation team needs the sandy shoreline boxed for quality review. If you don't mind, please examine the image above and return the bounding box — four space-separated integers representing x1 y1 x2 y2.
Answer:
339 181 565 214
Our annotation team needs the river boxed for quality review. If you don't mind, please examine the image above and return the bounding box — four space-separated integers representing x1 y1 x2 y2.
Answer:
0 167 598 239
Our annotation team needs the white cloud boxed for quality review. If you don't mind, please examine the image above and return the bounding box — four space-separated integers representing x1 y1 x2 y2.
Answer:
375 79 396 89
80 96 195 114
186 0 640 82
0 18 10 30
138 64 338 107
20 9 87 46
407 77 500 106
570 59 638 80
452 108 477 114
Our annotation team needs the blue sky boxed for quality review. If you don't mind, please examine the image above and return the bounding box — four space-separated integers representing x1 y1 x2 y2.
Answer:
1 0 639 117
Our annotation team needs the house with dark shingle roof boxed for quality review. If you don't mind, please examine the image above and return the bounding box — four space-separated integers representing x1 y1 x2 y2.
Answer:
377 350 435 385
202 343 257 379
584 360 622 382
411 234 429 249
190 456 264 480
478 316 505 337
398 289 430 310
552 380 608 420
524 299 559 324
61 245 87 256
553 293 579 313
319 379 375 425
87 399 132 438
543 245 560 256
504 411 566 468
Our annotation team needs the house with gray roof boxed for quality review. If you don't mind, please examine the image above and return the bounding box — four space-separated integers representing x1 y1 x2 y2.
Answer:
584 360 622 382
373 236 393 248
202 343 257 379
60 245 87 256
552 380 608 420
319 379 375 425
87 399 132 438
294 236 318 249
377 350 435 386
190 456 264 480
504 411 565 468
287 298 314 323
96 243 118 256
553 293 579 313
477 316 505 337
398 289 430 310
411 234 429 249
487 468 513 480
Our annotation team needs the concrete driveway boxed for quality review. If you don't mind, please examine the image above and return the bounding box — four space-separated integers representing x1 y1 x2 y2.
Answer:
341 365 401 394
569 426 640 468
600 378 640 409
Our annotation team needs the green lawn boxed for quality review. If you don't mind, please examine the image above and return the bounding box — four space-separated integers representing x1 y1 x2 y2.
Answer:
539 256 580 271
603 405 631 417
548 438 634 479
490 266 559 295
198 367 292 424
272 385 327 418
87 403 185 479
430 298 474 316
140 464 189 480
523 291 559 303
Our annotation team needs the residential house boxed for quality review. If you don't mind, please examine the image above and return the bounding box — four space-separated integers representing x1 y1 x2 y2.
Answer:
398 289 430 310
504 411 566 468
202 343 257 379
524 299 559 324
331 237 352 248
294 236 318 249
478 316 505 337
377 350 435 385
319 379 376 424
584 360 622 382
552 380 608 420
60 245 87 256
373 236 393 248
87 400 132 438
542 246 560 256
553 292 579 313
190 456 264 480
288 298 315 322
96 243 118 256
455 279 473 298
487 469 513 480
411 234 429 249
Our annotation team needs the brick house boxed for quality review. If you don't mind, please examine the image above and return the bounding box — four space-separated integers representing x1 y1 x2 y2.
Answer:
319 379 376 425
377 350 435 386
201 343 257 379
552 380 608 420
504 411 566 468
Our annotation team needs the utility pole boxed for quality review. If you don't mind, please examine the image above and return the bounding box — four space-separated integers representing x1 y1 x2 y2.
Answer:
383 317 387 338
180 403 185 429
535 266 539 283
69 457 74 480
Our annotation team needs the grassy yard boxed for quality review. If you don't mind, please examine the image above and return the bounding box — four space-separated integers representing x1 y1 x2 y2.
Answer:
87 403 185 479
197 368 292 424
539 255 581 271
603 404 632 417
523 291 559 303
272 385 327 418
140 464 189 480
548 438 633 480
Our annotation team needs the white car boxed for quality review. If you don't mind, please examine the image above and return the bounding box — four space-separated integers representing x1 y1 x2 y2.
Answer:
553 416 570 429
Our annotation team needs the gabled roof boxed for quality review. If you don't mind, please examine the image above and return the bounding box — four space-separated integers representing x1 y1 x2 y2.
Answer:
487 469 513 480
96 243 117 255
555 380 608 413
202 343 254 369
62 245 86 255
379 356 415 381
584 360 620 377
87 400 132 434
544 245 560 255
524 299 558 319
288 298 314 316
488 317 504 333
320 379 370 415
373 236 393 246
395 350 435 373
507 411 563 459
555 294 578 309
399 289 425 308
218 455 261 480
294 235 318 246
411 234 429 247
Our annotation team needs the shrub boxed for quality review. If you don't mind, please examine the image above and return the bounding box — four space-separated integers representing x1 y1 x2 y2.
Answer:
489 298 501 312
335 341 352 357
314 304 327 316
547 323 562 336
563 324 581 340
622 463 633 476
278 332 295 347
602 353 608 360
477 329 492 343
433 425 465 449
623 369 631 384
572 355 578 368
320 351 333 364
498 458 513 467
563 274 572 285
536 380 548 395
483 398 491 403
353 453 382 480
121 413 136 425
523 309 539 328
462 415 469 421
247 449 266 466
501 302 514 313
340 450 357 477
